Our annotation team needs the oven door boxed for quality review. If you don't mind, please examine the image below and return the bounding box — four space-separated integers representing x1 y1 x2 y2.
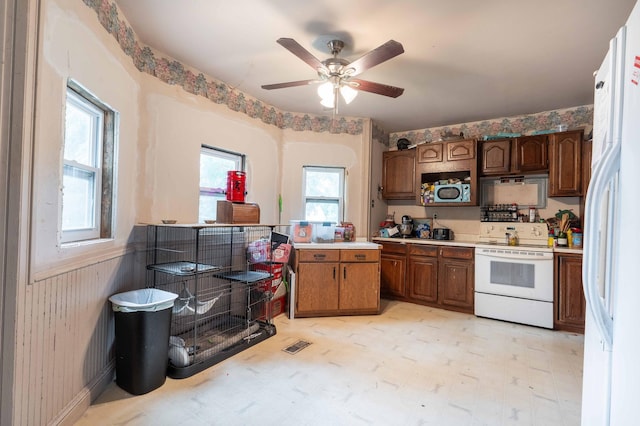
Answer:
475 247 553 302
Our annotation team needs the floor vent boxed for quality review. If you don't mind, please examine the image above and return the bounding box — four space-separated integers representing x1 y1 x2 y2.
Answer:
283 340 311 355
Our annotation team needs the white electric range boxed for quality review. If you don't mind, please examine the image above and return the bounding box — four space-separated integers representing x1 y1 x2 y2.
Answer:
474 222 554 328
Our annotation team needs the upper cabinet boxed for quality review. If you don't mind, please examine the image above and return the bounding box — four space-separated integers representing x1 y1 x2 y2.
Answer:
479 139 511 175
549 130 584 197
479 135 548 176
514 135 548 173
416 139 478 206
382 149 416 199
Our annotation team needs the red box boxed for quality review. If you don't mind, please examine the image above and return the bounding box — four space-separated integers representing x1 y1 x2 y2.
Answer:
270 295 286 317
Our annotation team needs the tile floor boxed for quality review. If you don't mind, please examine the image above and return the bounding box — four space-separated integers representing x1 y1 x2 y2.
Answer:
75 300 584 426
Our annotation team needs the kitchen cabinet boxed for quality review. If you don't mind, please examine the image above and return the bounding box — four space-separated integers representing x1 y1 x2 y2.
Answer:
380 242 407 298
549 130 584 197
438 247 474 312
294 246 380 317
479 136 548 176
416 139 478 206
514 135 548 173
554 252 585 333
479 139 511 175
381 241 474 314
382 150 416 199
407 245 438 303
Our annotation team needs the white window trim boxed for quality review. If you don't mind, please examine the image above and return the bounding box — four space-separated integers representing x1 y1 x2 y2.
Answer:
199 145 244 222
302 166 345 223
61 89 104 243
60 81 117 245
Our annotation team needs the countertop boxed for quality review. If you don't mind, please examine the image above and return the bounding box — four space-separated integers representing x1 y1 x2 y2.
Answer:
372 237 583 254
293 241 381 250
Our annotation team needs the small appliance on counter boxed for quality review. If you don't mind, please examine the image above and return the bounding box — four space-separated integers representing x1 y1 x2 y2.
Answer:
432 228 453 240
399 215 414 238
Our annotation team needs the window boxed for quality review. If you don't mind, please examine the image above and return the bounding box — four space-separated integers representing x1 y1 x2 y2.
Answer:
303 166 345 222
61 82 116 243
199 146 244 222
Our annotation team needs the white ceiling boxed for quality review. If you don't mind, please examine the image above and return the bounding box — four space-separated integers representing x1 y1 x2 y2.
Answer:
114 0 636 133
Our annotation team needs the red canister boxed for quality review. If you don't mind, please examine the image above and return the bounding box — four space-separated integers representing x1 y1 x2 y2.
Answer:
226 171 246 202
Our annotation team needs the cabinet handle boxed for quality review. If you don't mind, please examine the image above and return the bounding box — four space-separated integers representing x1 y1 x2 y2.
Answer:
343 267 347 280
333 267 336 279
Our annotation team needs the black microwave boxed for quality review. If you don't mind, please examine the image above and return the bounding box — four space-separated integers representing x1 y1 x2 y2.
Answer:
434 183 470 203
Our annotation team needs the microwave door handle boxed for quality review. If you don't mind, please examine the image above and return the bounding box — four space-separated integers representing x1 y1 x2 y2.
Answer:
583 141 619 350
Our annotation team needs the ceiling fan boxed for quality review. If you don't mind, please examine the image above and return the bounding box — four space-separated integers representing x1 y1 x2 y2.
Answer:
261 38 405 113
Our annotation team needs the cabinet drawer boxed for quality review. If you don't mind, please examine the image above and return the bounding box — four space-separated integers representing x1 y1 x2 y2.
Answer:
297 249 340 262
380 242 407 255
408 244 438 257
439 246 474 260
340 249 380 262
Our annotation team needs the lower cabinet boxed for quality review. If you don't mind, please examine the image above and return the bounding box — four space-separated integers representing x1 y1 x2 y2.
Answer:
554 252 586 333
294 247 380 317
381 241 474 314
438 247 475 312
380 242 407 298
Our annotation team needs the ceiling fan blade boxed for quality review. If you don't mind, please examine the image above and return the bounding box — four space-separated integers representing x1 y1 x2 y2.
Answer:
347 40 404 76
276 38 325 71
261 79 319 90
350 79 404 98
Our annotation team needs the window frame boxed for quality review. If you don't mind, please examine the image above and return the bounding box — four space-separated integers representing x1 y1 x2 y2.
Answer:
199 145 245 222
302 166 345 223
61 81 117 244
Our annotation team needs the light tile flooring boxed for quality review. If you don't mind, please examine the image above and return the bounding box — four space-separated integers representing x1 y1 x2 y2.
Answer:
75 300 584 426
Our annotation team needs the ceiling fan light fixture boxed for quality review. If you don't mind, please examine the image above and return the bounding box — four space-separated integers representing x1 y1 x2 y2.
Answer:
340 84 358 104
318 81 335 104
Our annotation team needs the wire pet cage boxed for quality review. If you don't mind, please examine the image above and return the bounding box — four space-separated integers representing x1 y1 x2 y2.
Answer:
146 224 283 378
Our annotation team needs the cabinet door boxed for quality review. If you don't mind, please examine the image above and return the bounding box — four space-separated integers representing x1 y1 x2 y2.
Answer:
555 254 585 332
549 131 583 197
382 150 416 199
438 259 474 312
514 135 548 172
380 254 406 297
417 143 443 163
296 263 339 314
446 140 475 161
407 255 438 303
480 140 511 175
339 263 380 311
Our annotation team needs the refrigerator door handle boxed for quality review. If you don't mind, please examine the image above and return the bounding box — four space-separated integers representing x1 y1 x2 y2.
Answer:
583 142 619 350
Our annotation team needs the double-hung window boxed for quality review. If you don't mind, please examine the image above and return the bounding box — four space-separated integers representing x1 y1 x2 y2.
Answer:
199 146 244 222
303 166 345 223
61 83 116 243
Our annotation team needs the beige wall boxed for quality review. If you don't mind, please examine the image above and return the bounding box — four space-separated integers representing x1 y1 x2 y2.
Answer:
15 0 375 423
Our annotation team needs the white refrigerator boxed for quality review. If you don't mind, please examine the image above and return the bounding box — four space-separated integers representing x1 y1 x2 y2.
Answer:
582 1 640 425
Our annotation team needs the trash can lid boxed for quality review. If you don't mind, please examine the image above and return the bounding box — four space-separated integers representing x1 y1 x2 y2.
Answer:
109 288 178 309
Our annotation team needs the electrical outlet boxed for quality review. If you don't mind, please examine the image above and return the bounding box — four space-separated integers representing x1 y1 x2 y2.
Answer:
433 213 437 220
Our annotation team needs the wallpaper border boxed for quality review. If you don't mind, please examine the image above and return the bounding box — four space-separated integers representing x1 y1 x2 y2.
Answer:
390 105 593 147
81 0 365 136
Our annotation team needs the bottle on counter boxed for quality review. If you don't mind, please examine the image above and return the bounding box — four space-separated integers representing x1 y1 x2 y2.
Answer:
529 207 536 223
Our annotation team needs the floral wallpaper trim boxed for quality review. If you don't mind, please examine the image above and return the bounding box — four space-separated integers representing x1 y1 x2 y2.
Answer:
390 105 593 147
81 0 366 136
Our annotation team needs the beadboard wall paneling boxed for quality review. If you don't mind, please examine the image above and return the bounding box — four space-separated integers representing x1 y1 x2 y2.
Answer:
15 253 139 425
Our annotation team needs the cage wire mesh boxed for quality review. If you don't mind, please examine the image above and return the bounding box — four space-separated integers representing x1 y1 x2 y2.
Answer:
146 224 286 376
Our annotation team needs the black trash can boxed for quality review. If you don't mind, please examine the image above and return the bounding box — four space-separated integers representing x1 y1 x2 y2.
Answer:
109 288 178 395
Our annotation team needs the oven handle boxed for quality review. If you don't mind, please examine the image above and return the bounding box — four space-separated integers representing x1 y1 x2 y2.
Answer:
475 249 553 261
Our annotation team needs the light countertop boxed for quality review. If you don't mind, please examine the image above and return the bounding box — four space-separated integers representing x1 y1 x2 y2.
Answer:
293 241 381 250
372 237 583 254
